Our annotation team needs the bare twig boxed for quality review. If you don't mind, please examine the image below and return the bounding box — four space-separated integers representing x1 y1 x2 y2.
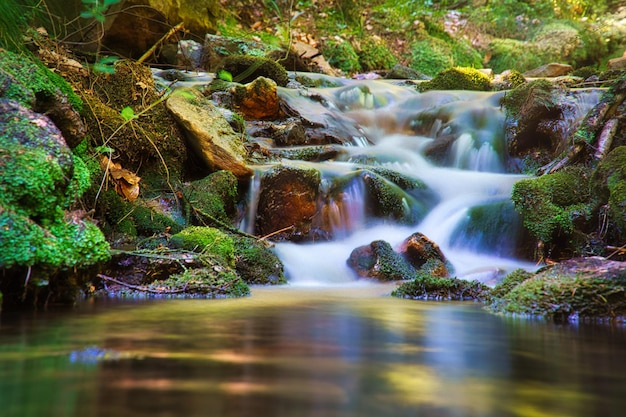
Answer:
137 21 184 65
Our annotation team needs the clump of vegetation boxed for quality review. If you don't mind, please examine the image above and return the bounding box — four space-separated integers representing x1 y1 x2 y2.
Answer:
418 66 492 92
322 39 361 73
392 270 490 301
490 268 533 299
184 170 239 226
494 70 527 91
487 39 544 74
169 226 235 267
409 38 453 77
489 270 626 321
96 190 183 238
358 36 397 72
233 236 286 285
511 165 593 248
216 55 289 86
154 266 250 298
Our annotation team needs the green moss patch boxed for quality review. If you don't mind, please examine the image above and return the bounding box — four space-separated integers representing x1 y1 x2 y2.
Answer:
233 236 286 285
489 259 626 321
419 67 492 92
392 271 490 301
169 226 235 267
511 165 593 244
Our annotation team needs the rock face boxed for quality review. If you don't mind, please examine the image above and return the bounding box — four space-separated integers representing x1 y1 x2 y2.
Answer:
254 165 321 240
166 87 252 180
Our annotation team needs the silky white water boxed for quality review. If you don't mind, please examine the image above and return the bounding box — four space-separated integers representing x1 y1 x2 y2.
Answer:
239 77 599 286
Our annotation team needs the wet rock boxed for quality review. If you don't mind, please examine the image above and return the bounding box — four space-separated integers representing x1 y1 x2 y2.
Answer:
489 257 626 322
232 236 286 285
347 240 416 281
166 87 252 180
360 169 431 224
246 118 307 147
523 63 573 78
177 39 204 70
501 80 569 166
232 76 280 120
255 165 321 240
398 232 448 276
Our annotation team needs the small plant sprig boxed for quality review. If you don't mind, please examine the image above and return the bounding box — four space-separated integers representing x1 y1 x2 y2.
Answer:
80 0 121 23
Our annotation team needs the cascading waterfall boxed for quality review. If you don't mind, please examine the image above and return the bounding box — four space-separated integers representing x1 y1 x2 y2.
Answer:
241 76 600 286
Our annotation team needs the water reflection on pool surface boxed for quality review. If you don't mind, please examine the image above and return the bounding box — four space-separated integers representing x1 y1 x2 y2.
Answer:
1 284 625 417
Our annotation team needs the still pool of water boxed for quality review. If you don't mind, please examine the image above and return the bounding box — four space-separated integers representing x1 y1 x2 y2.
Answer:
1 284 625 417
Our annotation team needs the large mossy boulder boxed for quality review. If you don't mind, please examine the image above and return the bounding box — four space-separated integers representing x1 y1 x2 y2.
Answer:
489 257 626 322
511 165 593 259
0 100 109 308
0 49 84 147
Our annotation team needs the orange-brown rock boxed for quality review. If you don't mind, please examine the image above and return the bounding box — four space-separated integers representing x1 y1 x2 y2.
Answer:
232 77 280 120
398 232 449 277
255 165 321 240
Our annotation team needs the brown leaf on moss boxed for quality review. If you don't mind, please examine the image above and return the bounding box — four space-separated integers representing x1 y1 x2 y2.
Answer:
100 155 141 202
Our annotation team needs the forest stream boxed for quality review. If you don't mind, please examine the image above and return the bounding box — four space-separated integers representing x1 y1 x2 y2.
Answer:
2 75 626 417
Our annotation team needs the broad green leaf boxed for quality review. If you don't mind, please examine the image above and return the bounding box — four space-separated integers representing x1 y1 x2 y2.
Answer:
217 69 233 82
120 106 137 121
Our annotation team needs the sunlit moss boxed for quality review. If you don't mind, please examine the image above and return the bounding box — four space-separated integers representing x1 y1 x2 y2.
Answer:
419 67 492 92
323 39 361 73
511 166 593 244
169 226 235 267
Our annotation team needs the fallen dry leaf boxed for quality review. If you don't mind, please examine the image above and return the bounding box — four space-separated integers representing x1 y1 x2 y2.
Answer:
100 155 141 202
